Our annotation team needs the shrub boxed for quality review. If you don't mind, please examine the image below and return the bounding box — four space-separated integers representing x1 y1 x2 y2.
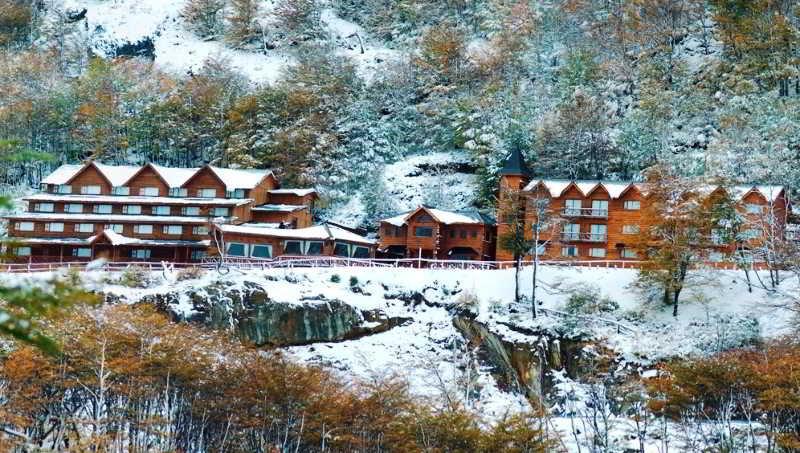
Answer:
455 290 480 312
118 266 150 288
349 276 359 287
565 286 619 316
330 274 341 283
177 266 205 281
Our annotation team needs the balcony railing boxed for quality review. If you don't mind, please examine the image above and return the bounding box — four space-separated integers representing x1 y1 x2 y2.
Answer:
561 232 608 242
561 208 609 218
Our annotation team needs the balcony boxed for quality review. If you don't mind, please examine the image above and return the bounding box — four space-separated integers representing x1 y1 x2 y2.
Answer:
561 208 608 218
561 232 608 242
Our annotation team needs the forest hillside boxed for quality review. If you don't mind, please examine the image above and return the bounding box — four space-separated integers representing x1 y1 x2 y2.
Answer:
0 0 798 227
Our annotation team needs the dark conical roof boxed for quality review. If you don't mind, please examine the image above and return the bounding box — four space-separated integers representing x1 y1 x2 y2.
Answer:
499 148 529 177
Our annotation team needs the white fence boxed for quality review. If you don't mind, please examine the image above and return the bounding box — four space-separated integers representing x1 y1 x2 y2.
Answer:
0 256 646 274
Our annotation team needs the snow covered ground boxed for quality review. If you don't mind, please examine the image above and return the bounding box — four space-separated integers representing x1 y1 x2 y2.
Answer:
52 0 401 84
2 264 794 451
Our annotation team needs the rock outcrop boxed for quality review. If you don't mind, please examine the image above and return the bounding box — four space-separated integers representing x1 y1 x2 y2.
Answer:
137 280 409 347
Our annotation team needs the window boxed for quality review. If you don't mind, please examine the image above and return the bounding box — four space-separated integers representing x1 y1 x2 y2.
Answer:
192 226 209 235
57 185 72 194
169 188 188 197
163 225 183 235
14 247 31 256
34 203 54 212
112 186 130 196
417 214 433 222
40 183 48 191
562 223 580 241
251 244 273 259
589 248 606 258
197 188 217 198
621 248 638 259
75 224 94 233
460 230 467 239
73 248 92 258
306 242 324 255
139 187 159 197
226 243 247 256
15 221 34 232
81 185 101 195
591 200 609 217
105 224 124 234
624 200 641 210
131 249 151 260
533 243 546 255
449 230 455 239
352 246 370 258
622 225 640 235
123 205 142 215
284 241 302 255
191 250 207 261
152 206 171 216
564 199 581 216
45 222 64 232
709 252 724 263
182 206 201 216
64 204 83 213
93 204 113 214
211 207 230 217
590 224 607 241
333 243 350 257
415 227 433 237
227 189 246 199
471 230 478 238
746 204 764 214
133 224 153 235
561 246 579 257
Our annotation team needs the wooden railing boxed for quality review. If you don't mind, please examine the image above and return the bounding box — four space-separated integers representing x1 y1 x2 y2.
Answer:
0 257 646 273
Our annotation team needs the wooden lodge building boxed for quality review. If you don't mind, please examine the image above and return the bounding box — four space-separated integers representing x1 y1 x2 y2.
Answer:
496 149 790 263
0 161 352 263
378 206 496 260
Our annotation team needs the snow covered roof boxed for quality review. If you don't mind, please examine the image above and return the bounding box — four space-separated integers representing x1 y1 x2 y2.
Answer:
524 179 784 202
268 188 317 197
7 212 210 224
41 164 83 185
251 204 308 212
381 206 493 227
149 164 199 188
93 163 140 186
4 237 92 245
215 223 375 245
24 193 252 206
40 162 275 190
208 166 273 190
89 229 209 247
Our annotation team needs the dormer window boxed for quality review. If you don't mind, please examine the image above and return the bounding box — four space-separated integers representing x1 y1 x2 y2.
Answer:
197 188 217 198
57 185 72 194
169 188 188 197
139 187 159 197
81 185 101 195
226 189 245 199
111 186 130 196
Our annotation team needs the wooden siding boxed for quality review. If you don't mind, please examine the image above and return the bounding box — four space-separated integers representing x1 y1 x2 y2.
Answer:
127 166 170 197
68 164 112 195
8 219 211 242
182 166 226 196
250 208 312 228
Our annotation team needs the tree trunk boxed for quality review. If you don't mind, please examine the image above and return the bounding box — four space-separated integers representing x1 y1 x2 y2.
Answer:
514 256 521 303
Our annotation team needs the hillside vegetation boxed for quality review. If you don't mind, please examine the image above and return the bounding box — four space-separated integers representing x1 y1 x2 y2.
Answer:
0 0 798 226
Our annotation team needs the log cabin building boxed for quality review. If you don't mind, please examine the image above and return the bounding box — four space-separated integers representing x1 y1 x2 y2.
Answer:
495 149 790 263
211 223 376 260
378 206 496 260
2 161 324 263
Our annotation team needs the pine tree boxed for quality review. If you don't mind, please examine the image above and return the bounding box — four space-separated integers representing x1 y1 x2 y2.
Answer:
226 0 259 48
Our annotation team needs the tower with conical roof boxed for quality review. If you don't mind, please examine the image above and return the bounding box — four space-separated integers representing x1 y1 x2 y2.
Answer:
495 148 531 261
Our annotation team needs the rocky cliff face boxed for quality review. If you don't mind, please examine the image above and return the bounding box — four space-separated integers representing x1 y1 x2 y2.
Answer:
453 316 595 402
138 280 410 347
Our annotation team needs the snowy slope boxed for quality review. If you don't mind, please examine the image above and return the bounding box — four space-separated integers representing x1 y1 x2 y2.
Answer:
53 0 400 84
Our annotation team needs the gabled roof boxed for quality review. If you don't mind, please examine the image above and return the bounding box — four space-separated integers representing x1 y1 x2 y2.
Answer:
381 206 494 227
251 204 308 213
41 164 84 185
149 164 198 188
499 148 530 177
93 163 141 186
208 166 273 190
523 179 785 202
